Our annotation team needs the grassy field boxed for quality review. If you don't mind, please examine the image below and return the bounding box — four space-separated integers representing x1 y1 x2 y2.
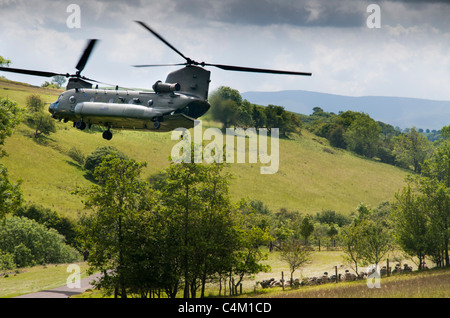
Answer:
0 262 90 298
251 267 450 298
0 77 409 219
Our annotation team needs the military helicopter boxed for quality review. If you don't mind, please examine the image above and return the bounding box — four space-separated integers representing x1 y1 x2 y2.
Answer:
0 21 311 140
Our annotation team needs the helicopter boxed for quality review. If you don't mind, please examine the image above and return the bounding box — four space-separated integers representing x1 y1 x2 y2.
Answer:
0 21 311 140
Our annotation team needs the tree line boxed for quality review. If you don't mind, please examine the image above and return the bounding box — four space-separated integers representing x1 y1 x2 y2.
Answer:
209 86 302 138
300 106 436 172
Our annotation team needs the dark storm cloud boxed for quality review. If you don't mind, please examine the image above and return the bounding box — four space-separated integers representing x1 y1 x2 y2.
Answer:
175 0 367 27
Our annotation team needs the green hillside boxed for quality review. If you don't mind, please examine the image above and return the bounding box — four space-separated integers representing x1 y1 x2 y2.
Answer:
0 78 409 219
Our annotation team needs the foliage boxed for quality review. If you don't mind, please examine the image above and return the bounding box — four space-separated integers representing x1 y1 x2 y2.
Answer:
280 238 311 284
0 56 11 67
25 111 56 139
0 97 22 157
75 153 149 298
0 216 81 267
392 183 433 269
314 210 351 227
0 164 23 219
209 86 301 137
14 203 79 248
83 146 128 175
344 113 381 158
340 203 393 275
392 127 433 173
0 250 15 270
25 94 45 113
299 215 315 244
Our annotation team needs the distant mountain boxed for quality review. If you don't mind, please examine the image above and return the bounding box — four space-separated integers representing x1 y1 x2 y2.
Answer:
242 90 450 130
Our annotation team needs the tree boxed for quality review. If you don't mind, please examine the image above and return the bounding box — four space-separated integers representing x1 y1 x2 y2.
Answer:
84 146 128 176
340 223 365 276
0 97 22 219
359 219 393 266
393 127 433 172
25 111 56 138
299 215 314 245
75 153 150 298
392 183 434 269
280 238 311 285
52 75 66 88
157 150 238 298
228 199 272 295
0 56 11 67
0 164 23 219
344 113 381 158
209 86 242 128
327 224 338 248
421 140 450 266
0 97 22 157
341 203 392 275
26 94 45 113
252 106 267 129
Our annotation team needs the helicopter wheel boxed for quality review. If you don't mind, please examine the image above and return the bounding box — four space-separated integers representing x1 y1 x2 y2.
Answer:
75 120 87 130
102 130 113 141
153 121 161 130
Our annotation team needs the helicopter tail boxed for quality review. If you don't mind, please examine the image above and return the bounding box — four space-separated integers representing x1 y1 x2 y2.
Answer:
165 65 211 101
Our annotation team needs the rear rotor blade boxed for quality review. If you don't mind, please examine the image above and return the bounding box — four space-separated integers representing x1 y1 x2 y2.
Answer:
76 39 98 73
135 21 189 62
205 63 312 76
0 66 66 78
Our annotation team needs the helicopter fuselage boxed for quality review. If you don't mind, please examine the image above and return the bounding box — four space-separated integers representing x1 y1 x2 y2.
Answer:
49 86 210 135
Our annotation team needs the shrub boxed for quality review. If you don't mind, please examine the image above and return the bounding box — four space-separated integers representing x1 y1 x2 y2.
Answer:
0 250 16 271
0 216 81 268
14 204 79 248
84 146 128 175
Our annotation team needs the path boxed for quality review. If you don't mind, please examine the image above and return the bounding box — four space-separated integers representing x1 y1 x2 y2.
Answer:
14 273 102 298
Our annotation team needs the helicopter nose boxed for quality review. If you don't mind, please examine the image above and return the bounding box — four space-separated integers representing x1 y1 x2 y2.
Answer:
49 103 55 114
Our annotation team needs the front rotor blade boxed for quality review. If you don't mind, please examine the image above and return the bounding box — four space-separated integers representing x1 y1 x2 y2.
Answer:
76 39 98 73
135 21 189 62
206 63 312 76
0 66 66 78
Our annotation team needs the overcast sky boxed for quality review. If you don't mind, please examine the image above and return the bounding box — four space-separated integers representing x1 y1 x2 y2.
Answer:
1 0 449 101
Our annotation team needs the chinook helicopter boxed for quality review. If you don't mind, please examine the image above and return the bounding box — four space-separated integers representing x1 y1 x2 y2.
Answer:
0 21 311 140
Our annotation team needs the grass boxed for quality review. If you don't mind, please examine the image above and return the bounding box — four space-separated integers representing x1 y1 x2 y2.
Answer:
250 267 450 298
0 262 90 298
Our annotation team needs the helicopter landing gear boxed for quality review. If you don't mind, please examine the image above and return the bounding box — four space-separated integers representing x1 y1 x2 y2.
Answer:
102 130 113 141
153 121 161 130
75 120 86 130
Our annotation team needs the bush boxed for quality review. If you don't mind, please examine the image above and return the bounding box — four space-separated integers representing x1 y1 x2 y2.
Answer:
0 216 81 268
0 250 16 271
84 146 128 175
14 204 79 248
25 94 44 113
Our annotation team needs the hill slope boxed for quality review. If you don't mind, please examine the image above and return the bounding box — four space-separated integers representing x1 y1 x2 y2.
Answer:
0 78 409 218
